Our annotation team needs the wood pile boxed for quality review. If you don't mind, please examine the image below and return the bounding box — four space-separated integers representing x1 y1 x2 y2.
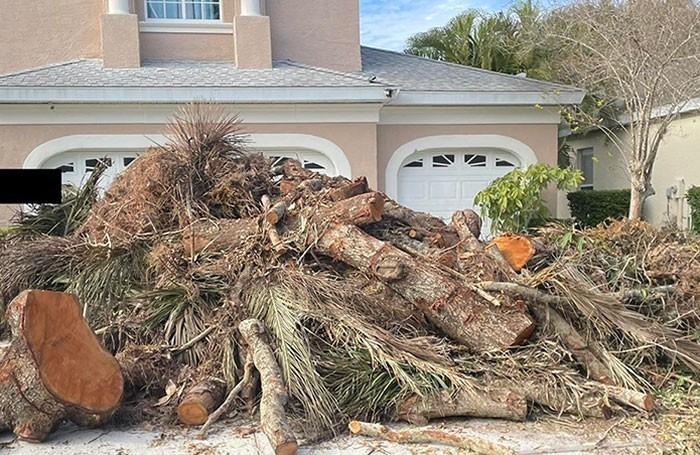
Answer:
0 105 698 454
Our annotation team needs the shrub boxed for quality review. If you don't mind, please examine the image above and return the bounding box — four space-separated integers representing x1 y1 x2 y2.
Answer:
686 186 700 234
475 164 582 234
567 189 630 228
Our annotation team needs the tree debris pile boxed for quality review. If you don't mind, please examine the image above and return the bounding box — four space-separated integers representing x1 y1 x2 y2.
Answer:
0 105 699 450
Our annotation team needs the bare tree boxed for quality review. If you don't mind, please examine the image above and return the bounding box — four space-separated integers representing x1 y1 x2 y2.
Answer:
548 0 700 219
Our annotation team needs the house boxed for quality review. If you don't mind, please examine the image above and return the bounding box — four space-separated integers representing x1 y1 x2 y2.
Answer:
563 99 700 229
0 0 584 225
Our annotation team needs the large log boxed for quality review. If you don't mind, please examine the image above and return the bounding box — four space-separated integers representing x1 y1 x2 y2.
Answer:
313 222 535 350
239 319 298 455
0 290 123 442
397 388 527 425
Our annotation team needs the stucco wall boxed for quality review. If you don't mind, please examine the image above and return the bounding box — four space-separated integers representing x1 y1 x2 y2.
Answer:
377 124 561 214
267 0 361 71
0 0 103 74
565 112 700 228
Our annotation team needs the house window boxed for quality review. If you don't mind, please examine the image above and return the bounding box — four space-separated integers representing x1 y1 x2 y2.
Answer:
146 0 221 20
578 148 594 190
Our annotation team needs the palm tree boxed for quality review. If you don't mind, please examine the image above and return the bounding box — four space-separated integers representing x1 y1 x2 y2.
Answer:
405 1 552 79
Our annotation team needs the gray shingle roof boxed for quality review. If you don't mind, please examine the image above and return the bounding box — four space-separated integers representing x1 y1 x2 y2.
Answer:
0 59 384 88
359 47 580 93
0 46 583 105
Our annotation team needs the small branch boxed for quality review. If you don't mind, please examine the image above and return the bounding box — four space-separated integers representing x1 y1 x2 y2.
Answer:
197 352 254 439
171 325 216 355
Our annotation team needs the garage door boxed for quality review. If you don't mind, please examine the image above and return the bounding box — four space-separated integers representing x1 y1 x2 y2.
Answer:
398 149 520 229
42 151 142 189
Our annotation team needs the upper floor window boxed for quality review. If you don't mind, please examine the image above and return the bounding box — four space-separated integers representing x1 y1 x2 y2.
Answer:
147 0 220 20
578 147 594 190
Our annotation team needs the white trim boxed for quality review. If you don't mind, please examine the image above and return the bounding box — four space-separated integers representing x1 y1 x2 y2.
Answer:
24 133 352 178
0 104 381 125
385 135 538 199
240 0 262 16
0 87 389 104
391 90 585 106
139 21 233 34
108 0 131 14
379 106 561 125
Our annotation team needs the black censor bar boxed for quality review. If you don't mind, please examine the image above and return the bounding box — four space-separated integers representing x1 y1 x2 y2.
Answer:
0 169 62 204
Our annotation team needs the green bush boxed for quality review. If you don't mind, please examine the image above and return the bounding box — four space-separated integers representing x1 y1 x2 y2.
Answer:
686 186 700 234
567 189 630 228
475 164 582 234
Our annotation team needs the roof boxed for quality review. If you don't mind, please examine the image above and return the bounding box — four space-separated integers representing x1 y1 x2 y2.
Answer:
360 47 578 94
0 47 584 106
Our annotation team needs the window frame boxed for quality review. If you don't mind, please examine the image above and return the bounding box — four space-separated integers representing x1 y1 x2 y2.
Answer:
144 0 222 22
577 147 595 190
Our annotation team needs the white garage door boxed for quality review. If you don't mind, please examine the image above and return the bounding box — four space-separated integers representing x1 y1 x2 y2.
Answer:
398 148 521 226
42 151 142 189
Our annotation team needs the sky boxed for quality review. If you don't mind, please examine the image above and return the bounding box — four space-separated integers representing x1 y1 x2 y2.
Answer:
360 0 506 51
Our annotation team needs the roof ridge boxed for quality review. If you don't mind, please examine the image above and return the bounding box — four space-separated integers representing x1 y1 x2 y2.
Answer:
0 60 90 79
281 59 391 86
361 46 581 92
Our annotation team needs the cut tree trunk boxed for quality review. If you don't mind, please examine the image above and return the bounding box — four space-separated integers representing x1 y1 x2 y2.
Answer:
313 222 535 350
328 176 369 202
184 218 260 256
489 234 536 272
349 421 516 455
178 380 226 426
239 319 298 455
397 388 527 425
0 290 123 442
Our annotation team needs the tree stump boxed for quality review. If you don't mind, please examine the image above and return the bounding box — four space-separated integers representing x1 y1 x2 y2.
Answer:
0 290 123 442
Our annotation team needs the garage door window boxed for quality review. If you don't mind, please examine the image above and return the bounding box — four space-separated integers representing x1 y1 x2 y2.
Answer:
42 152 141 189
465 154 487 167
265 151 335 176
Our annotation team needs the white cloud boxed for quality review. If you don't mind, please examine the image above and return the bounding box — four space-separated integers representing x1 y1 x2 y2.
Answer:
360 0 472 51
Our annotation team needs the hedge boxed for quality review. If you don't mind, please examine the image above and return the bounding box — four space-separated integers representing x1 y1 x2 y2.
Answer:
567 189 630 228
687 186 700 234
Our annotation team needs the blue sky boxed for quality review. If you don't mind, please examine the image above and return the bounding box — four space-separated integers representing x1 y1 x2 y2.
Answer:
360 0 507 51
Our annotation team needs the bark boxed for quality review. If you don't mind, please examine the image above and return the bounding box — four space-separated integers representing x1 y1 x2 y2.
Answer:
0 290 123 442
348 421 516 455
265 201 288 225
183 218 260 256
115 344 179 395
324 191 384 226
451 209 483 240
489 234 536 272
396 388 527 425
239 319 298 455
383 199 460 248
262 195 288 255
491 379 612 419
528 304 615 385
328 176 369 202
629 183 644 220
313 222 535 350
605 385 654 412
178 380 226 426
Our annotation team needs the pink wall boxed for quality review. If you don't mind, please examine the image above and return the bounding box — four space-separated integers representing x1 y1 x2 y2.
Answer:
267 0 362 71
0 0 103 74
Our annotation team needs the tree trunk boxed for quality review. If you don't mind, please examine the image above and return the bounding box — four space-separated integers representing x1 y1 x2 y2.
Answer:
397 388 527 425
313 222 535 350
0 290 123 442
628 180 645 220
239 319 298 455
178 380 226 426
183 218 260 256
349 421 516 455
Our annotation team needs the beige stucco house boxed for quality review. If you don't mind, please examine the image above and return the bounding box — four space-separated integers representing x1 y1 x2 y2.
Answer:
563 99 700 229
0 0 584 223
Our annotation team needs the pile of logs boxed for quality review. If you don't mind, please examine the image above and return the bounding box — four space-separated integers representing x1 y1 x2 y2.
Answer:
0 107 689 455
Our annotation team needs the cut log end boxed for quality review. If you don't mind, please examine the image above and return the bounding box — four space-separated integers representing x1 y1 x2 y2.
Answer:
178 402 209 426
1 290 123 441
276 441 300 455
348 420 363 434
18 290 124 414
489 234 536 272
